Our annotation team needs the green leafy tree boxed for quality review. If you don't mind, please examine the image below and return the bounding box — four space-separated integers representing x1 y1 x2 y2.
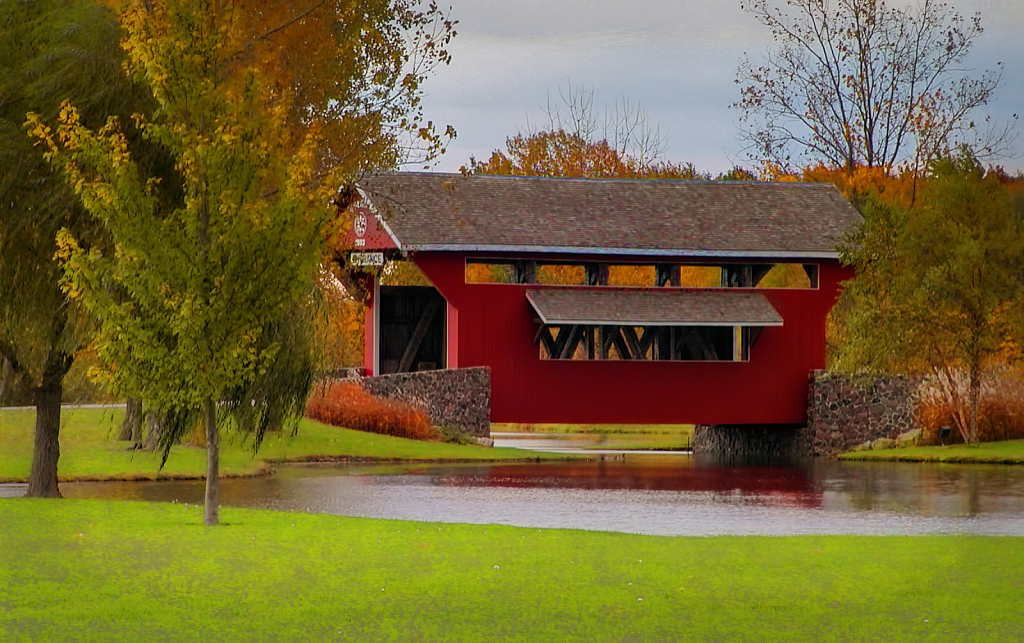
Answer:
33 0 454 524
836 152 1024 443
0 0 154 497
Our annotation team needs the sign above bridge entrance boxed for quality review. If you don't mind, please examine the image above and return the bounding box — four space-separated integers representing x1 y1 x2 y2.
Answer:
349 252 385 267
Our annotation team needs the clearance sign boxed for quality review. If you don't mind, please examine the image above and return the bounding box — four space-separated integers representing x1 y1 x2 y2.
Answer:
349 252 384 267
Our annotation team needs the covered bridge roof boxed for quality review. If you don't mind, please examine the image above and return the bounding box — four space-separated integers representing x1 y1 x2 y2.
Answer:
355 172 861 259
526 289 783 327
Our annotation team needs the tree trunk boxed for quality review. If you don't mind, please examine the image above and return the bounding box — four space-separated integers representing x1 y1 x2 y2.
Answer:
968 362 982 446
203 397 219 526
119 397 142 442
26 351 71 498
0 356 12 406
142 409 163 451
933 366 971 444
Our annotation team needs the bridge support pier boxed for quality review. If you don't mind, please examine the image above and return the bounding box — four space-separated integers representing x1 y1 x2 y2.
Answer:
692 424 811 460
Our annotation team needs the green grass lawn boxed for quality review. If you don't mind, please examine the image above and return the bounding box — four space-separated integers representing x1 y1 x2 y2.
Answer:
840 439 1024 464
0 407 566 483
1 498 1021 642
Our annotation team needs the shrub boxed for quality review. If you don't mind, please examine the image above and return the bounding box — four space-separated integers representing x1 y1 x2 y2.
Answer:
917 374 1024 444
435 423 476 445
304 382 435 440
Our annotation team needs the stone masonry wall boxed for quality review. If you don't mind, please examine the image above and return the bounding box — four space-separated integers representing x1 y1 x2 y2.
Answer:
354 367 491 438
805 370 922 456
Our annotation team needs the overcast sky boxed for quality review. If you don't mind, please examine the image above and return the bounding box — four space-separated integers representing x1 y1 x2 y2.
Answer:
418 0 1024 175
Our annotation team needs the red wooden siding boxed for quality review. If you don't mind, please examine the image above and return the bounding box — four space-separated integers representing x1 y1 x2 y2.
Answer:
404 252 851 426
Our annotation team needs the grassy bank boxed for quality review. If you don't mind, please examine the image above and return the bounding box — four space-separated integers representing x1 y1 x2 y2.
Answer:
1 499 1021 642
839 439 1024 464
0 407 564 483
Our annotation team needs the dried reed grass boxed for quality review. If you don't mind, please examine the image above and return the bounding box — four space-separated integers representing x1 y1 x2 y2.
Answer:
917 372 1024 444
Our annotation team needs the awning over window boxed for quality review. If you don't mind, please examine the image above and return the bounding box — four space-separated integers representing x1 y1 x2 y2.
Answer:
525 289 783 327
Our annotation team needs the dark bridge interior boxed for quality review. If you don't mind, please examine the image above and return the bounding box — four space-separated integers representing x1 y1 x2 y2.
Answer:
378 286 445 374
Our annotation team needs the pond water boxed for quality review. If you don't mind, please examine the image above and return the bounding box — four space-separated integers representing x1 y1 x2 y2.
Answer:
6 438 1024 536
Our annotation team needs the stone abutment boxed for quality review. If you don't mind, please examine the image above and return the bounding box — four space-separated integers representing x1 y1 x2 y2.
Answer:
351 367 491 438
694 371 923 457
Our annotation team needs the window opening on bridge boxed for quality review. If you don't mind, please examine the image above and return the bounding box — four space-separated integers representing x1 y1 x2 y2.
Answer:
527 288 781 363
537 325 753 362
466 259 817 289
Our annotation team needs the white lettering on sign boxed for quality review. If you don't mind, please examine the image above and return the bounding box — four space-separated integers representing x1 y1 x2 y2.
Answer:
349 252 384 267
354 213 368 237
354 238 366 247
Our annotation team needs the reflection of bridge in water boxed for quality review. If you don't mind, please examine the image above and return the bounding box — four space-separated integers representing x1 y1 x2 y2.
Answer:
432 457 822 510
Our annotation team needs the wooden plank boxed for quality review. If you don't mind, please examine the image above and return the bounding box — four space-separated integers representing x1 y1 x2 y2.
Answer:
514 260 536 284
803 264 819 288
656 264 681 287
610 329 631 360
585 263 609 285
621 326 645 360
741 265 753 287
535 325 558 357
638 326 658 355
397 296 441 372
723 263 778 287
549 325 571 358
752 265 773 286
683 329 718 361
558 325 584 359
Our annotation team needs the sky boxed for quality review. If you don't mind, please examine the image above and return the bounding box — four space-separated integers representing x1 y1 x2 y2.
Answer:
417 0 1024 176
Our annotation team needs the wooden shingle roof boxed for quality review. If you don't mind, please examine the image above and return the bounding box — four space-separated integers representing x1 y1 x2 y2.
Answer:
356 172 860 259
526 289 783 327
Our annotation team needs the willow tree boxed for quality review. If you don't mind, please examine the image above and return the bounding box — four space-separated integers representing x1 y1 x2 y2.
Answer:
32 0 455 524
0 0 156 497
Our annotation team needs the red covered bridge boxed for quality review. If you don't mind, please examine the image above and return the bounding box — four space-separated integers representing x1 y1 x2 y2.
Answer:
339 172 860 427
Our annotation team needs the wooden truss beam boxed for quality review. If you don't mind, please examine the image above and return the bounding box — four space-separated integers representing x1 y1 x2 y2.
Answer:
513 260 536 284
535 325 558 357
721 264 773 288
585 263 609 285
655 264 681 287
621 327 646 359
682 328 718 360
558 325 586 359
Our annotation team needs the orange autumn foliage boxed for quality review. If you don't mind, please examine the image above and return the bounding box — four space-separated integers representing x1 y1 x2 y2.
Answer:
467 129 707 180
802 163 921 208
316 272 365 369
305 382 434 440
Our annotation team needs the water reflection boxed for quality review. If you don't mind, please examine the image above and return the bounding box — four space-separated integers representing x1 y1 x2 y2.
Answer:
491 431 691 454
19 454 1022 536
